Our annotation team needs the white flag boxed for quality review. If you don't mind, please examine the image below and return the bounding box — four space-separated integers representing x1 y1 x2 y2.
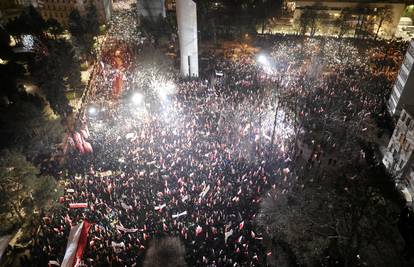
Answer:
225 229 233 244
172 211 187 219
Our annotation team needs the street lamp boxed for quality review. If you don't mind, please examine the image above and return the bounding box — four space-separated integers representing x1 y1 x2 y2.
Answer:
257 54 269 66
88 106 97 116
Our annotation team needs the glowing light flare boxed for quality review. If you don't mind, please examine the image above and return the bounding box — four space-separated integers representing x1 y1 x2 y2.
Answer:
257 54 269 66
88 106 98 116
259 108 295 144
150 79 176 101
131 92 144 105
22 35 34 50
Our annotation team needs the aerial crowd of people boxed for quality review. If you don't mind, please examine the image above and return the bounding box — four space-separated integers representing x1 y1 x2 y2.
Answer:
28 9 410 267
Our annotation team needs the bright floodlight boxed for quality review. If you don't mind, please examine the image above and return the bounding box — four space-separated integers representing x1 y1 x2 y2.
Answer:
257 54 268 65
88 106 97 116
132 92 144 105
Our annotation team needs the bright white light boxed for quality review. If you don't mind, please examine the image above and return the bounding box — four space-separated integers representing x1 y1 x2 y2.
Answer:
22 35 34 51
151 79 176 101
88 106 97 116
132 92 144 105
257 54 269 65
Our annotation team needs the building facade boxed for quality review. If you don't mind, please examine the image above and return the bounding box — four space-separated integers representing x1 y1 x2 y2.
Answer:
35 0 113 27
293 1 406 38
383 106 414 203
388 40 414 116
0 0 33 25
137 0 166 21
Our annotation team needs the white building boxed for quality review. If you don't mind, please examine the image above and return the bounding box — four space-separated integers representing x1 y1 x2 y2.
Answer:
35 0 113 27
293 1 405 38
176 0 198 77
383 106 414 203
388 40 414 116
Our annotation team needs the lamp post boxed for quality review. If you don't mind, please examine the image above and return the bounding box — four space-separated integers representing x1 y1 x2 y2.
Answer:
270 83 280 150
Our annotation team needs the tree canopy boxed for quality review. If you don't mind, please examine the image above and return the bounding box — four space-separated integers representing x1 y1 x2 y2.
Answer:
0 150 60 232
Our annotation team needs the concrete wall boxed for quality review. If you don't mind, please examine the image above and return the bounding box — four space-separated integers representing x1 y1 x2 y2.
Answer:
137 0 166 21
176 0 198 77
389 41 414 116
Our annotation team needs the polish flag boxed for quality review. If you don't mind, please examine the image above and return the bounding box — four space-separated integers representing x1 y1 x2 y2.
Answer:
195 225 203 236
69 203 88 209
83 141 93 154
61 220 91 267
239 221 245 231
143 233 149 240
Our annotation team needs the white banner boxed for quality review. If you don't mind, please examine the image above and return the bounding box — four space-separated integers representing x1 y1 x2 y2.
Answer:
172 211 187 219
154 203 166 211
116 225 138 233
61 222 84 267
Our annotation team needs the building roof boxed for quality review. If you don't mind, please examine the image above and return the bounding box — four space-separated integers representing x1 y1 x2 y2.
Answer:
403 105 414 118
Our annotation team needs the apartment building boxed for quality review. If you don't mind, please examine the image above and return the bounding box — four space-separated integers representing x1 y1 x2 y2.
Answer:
388 40 414 116
36 0 113 26
383 106 414 203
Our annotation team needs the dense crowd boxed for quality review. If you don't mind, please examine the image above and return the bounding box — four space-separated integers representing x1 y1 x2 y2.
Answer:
29 9 410 267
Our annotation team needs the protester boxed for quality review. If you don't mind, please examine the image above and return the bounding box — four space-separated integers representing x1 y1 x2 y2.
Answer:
32 10 408 267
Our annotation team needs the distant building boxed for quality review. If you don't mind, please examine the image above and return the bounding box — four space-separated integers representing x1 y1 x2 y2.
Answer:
293 1 406 38
383 106 414 203
137 0 166 21
35 0 113 27
388 40 414 116
0 0 32 25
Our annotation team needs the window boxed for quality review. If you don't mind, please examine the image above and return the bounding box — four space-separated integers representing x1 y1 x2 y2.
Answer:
407 117 412 128
399 159 405 169
392 149 397 158
401 112 407 122
399 133 405 143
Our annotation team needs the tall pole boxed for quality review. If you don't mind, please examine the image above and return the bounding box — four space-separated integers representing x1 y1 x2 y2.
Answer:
270 95 279 150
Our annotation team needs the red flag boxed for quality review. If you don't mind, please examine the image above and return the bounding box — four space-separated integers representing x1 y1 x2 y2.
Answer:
83 141 93 154
61 220 91 267
73 132 85 154
239 221 244 231
74 221 91 266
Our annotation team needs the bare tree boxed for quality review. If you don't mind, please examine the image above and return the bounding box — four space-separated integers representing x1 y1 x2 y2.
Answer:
335 8 353 38
298 9 312 35
143 237 187 267
375 6 393 39
257 162 406 267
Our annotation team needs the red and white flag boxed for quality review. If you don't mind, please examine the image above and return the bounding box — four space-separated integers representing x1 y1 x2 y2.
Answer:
239 221 245 231
196 225 203 236
61 220 91 267
69 203 88 209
